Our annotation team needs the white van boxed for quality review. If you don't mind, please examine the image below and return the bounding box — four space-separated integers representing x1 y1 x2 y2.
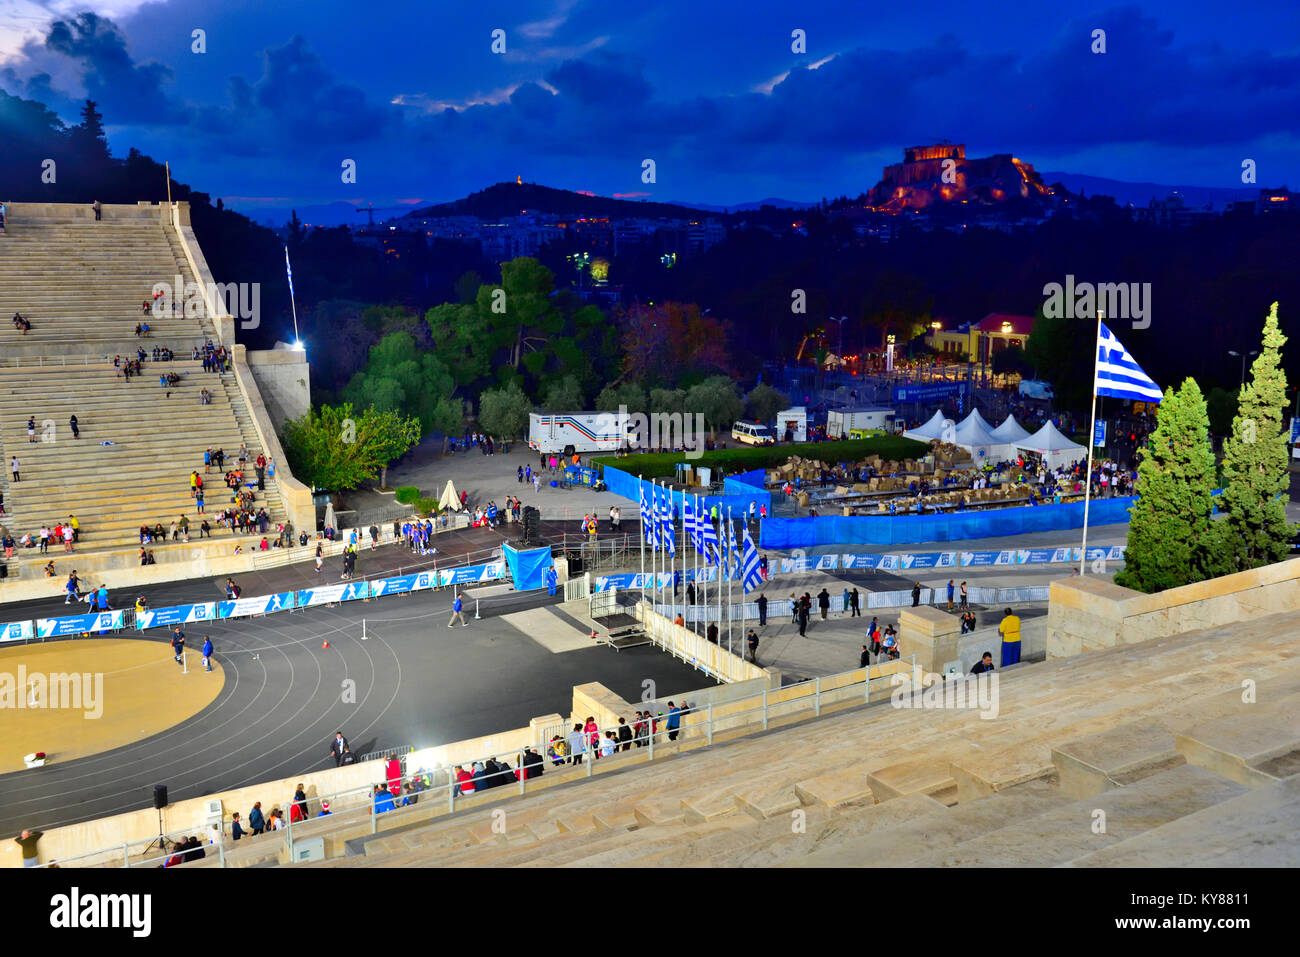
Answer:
731 421 775 446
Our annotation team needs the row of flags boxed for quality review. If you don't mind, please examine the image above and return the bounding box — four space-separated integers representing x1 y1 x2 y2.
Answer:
639 481 762 593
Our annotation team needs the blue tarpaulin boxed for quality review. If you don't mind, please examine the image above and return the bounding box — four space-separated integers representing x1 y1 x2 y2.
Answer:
603 463 770 515
760 497 1137 547
504 543 552 591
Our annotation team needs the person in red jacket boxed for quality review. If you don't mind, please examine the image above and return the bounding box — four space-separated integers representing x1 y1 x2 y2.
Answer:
584 717 599 759
455 765 475 795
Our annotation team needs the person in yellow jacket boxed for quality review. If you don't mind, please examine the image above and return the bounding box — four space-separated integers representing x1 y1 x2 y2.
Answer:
586 515 598 542
998 607 1022 666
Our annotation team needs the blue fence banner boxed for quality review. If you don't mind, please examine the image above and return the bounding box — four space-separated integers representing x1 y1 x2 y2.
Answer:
136 603 217 629
371 571 436 596
439 562 505 587
296 582 372 608
1094 420 1107 446
900 553 940 569
1 620 35 641
38 610 126 637
760 497 1137 548
219 592 297 619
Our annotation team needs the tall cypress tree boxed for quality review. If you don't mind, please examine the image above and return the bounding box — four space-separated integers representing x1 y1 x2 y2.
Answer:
1215 302 1294 571
1115 378 1219 593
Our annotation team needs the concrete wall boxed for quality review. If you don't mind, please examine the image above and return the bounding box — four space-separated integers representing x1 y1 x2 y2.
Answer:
246 349 311 430
1047 557 1300 657
8 201 166 223
635 603 772 684
230 345 316 536
1 759 385 869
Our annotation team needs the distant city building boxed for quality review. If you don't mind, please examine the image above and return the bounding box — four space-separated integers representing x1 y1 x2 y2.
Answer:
925 313 1034 363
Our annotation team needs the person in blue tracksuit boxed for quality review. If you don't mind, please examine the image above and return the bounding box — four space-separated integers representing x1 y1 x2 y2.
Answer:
201 635 214 673
545 566 558 596
448 592 467 627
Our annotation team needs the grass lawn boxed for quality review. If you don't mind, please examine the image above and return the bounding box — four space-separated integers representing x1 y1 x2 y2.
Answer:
591 436 933 480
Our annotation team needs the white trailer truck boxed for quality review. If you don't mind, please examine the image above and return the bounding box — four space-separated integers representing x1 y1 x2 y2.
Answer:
528 412 634 454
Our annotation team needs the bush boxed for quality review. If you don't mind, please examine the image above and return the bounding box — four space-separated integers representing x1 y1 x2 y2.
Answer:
394 486 420 504
416 497 439 516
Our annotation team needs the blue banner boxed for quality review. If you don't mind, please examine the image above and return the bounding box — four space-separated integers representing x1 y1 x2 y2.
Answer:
296 582 373 608
1 620 35 641
371 571 436 596
893 382 961 402
959 551 1000 566
136 603 217 629
38 610 126 637
900 553 940 569
439 562 505 587
218 592 297 618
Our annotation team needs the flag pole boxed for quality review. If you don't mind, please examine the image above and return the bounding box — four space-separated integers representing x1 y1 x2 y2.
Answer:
694 492 701 636
727 506 734 656
697 492 705 629
639 474 646 606
1080 308 1104 576
670 486 677 619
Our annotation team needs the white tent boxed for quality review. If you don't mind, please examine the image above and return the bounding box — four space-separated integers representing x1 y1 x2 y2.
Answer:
989 414 1032 445
957 408 997 435
952 415 1002 464
438 479 463 512
1017 421 1086 470
903 409 949 443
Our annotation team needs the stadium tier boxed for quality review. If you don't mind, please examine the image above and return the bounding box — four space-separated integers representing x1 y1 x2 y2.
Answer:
180 607 1293 869
0 205 289 578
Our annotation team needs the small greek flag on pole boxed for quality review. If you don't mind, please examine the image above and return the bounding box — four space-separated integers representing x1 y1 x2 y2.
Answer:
1095 322 1163 404
741 526 762 594
683 496 696 546
640 482 655 546
700 511 720 565
658 487 674 556
284 245 295 299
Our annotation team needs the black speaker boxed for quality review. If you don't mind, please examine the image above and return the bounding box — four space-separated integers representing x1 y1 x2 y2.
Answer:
522 506 540 544
0 563 7 579
152 784 168 810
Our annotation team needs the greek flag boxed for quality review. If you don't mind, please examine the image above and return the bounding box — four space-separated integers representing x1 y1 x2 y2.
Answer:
683 497 696 550
741 526 762 594
730 520 744 578
640 482 656 547
691 495 705 555
1095 322 1163 403
284 245 295 300
700 509 720 565
658 487 674 556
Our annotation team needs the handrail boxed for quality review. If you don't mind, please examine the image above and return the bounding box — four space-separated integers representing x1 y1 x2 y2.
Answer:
33 655 915 868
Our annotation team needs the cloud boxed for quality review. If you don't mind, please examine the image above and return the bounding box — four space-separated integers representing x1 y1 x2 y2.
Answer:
42 12 182 122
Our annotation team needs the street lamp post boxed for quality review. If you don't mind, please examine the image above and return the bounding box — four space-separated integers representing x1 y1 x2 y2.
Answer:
1227 349 1259 389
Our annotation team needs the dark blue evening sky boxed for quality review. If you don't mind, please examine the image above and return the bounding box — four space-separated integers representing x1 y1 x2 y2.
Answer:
2 0 1298 215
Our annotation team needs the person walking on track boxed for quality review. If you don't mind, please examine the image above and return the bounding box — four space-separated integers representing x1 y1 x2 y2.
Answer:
448 592 467 627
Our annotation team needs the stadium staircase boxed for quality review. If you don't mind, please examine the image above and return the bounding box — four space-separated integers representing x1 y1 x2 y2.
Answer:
0 207 288 579
222 609 1300 868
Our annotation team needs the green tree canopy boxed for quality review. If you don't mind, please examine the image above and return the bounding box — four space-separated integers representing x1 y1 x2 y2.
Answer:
478 381 532 438
282 403 421 492
1215 302 1295 572
686 375 745 438
745 383 790 424
594 381 647 413
340 331 461 436
540 374 585 411
1114 378 1219 593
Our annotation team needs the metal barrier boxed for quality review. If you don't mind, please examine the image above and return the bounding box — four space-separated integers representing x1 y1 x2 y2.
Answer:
35 658 916 869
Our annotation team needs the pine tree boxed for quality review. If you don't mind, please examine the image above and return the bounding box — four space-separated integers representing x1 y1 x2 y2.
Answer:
1115 378 1219 593
1215 302 1294 572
